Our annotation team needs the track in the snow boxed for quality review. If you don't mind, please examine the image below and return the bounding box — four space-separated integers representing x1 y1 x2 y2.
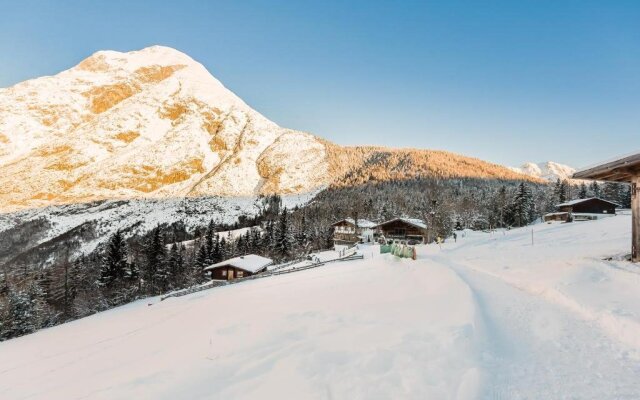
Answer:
432 255 640 399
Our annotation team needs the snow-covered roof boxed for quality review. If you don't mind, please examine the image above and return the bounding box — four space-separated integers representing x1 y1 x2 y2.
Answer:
557 197 621 208
203 254 273 274
376 218 427 230
332 218 377 228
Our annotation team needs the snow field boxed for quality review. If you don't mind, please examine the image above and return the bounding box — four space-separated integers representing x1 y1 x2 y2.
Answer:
0 253 483 399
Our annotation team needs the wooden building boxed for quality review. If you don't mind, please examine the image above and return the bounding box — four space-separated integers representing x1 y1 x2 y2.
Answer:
374 218 428 244
557 198 619 214
332 218 377 245
204 254 273 280
573 152 640 262
543 212 571 222
544 197 619 222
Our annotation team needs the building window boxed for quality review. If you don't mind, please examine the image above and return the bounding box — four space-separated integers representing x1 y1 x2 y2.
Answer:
222 270 227 276
237 271 244 278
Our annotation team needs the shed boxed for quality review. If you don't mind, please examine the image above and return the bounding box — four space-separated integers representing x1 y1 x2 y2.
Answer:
332 218 376 245
543 212 570 222
204 254 273 280
375 218 428 244
573 152 640 262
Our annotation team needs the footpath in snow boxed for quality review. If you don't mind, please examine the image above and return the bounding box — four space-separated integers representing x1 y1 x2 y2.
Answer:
428 215 640 398
1 215 640 399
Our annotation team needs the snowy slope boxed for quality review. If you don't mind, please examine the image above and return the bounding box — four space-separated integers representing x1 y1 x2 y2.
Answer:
0 255 481 399
0 46 329 213
1 216 640 399
0 192 316 267
510 161 576 182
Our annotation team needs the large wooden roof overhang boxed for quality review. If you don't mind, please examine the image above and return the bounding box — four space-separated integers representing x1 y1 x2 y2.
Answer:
573 153 640 182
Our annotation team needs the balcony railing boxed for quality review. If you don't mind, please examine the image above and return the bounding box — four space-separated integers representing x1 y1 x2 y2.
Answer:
333 233 360 242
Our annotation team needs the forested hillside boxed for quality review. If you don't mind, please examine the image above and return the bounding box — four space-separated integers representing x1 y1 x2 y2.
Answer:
324 143 542 187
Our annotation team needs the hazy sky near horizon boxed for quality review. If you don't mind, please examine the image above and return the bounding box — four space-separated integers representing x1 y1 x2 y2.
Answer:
1 0 638 168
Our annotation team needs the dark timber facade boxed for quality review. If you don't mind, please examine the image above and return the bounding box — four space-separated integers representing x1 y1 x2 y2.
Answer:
557 198 618 214
375 218 428 244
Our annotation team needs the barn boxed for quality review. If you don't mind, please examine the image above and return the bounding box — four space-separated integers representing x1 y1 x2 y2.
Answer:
573 152 640 262
557 198 619 214
332 218 377 245
375 218 428 244
204 254 273 280
544 197 620 222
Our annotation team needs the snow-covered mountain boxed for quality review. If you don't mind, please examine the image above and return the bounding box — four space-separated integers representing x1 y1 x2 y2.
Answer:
0 45 537 214
510 161 576 182
0 46 329 213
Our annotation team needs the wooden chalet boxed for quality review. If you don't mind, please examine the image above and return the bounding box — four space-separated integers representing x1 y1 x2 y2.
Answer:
374 218 428 244
332 218 377 245
557 198 619 214
544 197 619 222
204 254 273 280
573 152 640 262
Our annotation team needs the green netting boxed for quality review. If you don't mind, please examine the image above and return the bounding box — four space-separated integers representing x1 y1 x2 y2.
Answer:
380 243 416 259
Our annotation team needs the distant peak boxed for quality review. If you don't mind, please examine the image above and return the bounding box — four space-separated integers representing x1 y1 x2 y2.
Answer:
75 45 199 73
129 45 195 59
511 161 576 182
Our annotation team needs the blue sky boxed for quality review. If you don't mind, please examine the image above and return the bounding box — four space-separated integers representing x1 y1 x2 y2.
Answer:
1 0 638 168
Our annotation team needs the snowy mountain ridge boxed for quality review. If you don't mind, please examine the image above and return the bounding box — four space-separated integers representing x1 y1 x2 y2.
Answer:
510 161 576 182
0 46 329 213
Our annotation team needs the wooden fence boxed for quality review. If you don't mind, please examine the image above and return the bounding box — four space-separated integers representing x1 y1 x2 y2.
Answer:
160 253 364 301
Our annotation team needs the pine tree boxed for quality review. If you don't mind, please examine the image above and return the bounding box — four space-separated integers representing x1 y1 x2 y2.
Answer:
219 237 229 261
211 234 221 263
261 219 275 255
236 235 245 256
205 219 215 262
243 230 252 254
195 245 208 268
578 183 588 199
590 181 601 198
603 182 621 204
4 283 47 338
167 244 185 289
144 227 166 294
273 208 295 260
100 230 128 288
553 179 562 202
250 228 261 254
512 182 534 227
296 213 309 248
555 179 571 203
496 185 509 228
126 261 139 282
4 288 35 338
